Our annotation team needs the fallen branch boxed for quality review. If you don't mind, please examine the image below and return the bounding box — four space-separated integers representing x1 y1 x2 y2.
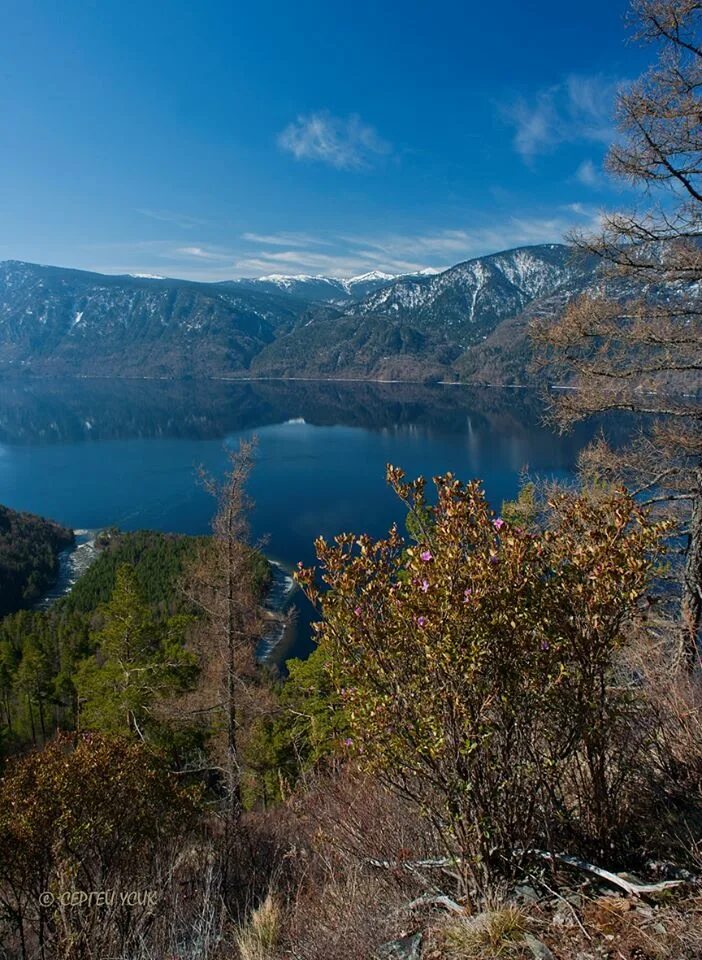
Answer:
366 857 456 870
407 893 464 915
531 851 686 898
532 873 592 942
367 850 689 899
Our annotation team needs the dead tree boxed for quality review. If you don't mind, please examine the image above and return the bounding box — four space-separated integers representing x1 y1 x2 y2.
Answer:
186 439 262 826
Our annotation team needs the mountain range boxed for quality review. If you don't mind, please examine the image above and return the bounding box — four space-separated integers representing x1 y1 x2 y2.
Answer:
224 268 443 302
0 245 599 382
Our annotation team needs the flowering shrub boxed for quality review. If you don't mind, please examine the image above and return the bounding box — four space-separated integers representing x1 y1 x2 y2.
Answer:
296 467 669 892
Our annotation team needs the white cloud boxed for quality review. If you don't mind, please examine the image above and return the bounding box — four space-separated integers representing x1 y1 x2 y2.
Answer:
503 74 623 161
234 248 426 278
277 111 391 170
575 158 602 187
241 231 330 247
344 211 602 265
175 246 233 261
234 208 603 279
76 206 603 281
561 202 595 217
136 208 210 229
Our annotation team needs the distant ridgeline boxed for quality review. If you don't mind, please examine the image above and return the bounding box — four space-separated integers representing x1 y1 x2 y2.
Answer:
0 245 603 383
0 505 73 617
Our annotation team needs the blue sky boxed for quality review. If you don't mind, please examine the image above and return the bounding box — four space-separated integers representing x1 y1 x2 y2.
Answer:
0 0 651 280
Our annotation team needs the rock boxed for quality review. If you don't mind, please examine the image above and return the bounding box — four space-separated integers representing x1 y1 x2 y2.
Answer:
376 932 422 960
514 883 541 903
523 933 557 960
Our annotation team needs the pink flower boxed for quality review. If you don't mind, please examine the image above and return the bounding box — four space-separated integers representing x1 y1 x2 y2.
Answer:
344 738 354 747
417 616 427 627
420 549 433 562
354 606 362 617
493 517 505 531
420 579 430 593
463 587 473 603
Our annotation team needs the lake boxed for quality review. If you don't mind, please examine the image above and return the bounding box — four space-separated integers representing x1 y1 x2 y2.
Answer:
0 378 611 660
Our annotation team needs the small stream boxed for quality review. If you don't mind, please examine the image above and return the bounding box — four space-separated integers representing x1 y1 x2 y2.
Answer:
34 530 100 608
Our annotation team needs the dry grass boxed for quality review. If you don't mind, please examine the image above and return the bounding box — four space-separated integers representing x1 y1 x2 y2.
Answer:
581 893 702 960
282 865 410 960
234 893 281 960
422 893 702 960
438 906 529 959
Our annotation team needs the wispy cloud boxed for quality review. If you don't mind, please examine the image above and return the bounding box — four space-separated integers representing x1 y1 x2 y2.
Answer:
175 246 233 261
561 202 596 217
575 158 603 188
136 208 211 229
235 208 601 278
240 231 330 247
344 211 602 265
78 206 601 281
277 110 391 170
233 248 424 278
503 74 623 161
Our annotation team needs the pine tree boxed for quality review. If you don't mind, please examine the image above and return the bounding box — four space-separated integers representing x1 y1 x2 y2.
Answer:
75 565 195 739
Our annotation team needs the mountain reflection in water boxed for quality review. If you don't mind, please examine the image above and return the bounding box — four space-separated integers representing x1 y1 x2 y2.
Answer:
0 377 626 659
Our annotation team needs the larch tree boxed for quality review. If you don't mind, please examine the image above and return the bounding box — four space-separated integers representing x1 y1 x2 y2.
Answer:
186 439 262 828
534 0 702 666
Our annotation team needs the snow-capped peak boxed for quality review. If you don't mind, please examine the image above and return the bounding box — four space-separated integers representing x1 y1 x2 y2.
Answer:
258 273 332 283
345 270 397 285
410 266 447 277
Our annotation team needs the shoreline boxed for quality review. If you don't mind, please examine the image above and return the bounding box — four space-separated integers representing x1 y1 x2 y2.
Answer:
0 371 545 389
36 534 297 663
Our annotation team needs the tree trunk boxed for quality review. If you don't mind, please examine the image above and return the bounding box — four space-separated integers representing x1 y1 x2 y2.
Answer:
226 507 242 825
27 695 36 746
680 465 702 668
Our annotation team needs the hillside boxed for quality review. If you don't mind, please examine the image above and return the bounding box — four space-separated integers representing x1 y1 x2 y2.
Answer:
0 261 301 377
0 505 73 616
0 246 599 381
251 244 597 380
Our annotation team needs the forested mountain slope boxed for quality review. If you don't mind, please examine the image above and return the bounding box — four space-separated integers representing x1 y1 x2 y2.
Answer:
0 505 73 616
250 244 597 379
0 261 300 377
0 246 598 380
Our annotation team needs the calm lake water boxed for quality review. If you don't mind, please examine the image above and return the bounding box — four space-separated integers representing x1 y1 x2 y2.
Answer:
0 378 612 659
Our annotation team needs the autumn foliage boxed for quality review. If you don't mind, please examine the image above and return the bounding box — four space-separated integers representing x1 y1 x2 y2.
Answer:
0 733 198 959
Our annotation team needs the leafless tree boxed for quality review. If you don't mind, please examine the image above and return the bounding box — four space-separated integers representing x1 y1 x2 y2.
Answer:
534 0 702 666
185 439 262 828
